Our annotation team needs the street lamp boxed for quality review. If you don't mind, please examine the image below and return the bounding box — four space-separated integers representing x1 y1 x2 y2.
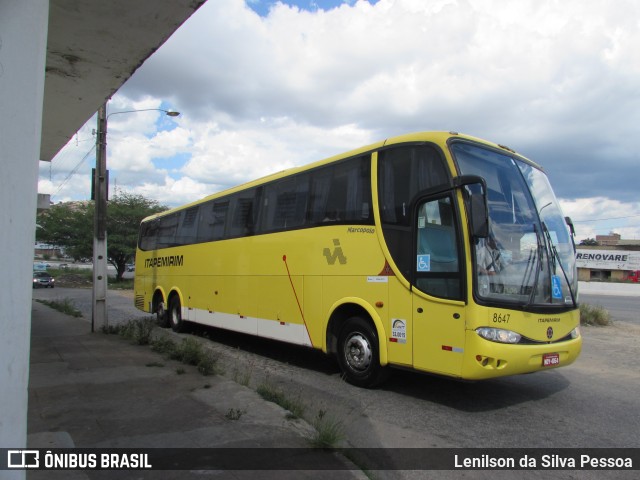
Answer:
92 104 180 332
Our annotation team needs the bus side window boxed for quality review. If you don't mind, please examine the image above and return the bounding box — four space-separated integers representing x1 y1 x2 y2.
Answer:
198 200 229 242
227 188 260 238
176 206 199 246
139 220 158 251
378 145 450 279
379 145 449 226
307 155 372 225
211 201 229 240
261 175 309 232
415 196 462 300
156 213 179 249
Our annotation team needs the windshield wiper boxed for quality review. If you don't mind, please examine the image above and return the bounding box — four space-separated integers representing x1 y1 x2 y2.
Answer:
524 223 544 308
542 222 577 308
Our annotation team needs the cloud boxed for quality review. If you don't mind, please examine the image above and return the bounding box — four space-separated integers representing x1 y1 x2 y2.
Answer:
48 0 640 240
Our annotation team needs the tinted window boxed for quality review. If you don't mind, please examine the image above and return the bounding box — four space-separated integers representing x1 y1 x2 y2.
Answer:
139 220 158 251
197 200 229 242
261 175 309 232
227 188 260 238
139 155 374 250
379 145 449 226
175 206 199 246
308 156 372 225
378 145 449 278
156 213 179 249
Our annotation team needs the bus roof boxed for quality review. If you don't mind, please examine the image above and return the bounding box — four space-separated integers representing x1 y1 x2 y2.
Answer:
141 131 538 223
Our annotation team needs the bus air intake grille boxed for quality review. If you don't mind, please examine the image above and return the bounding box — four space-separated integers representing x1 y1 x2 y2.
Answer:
135 295 145 310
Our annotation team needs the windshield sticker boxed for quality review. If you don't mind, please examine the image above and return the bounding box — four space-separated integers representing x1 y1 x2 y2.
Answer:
391 319 407 344
417 254 431 272
551 275 563 299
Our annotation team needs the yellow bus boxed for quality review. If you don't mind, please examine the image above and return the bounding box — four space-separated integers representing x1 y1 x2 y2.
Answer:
134 131 581 387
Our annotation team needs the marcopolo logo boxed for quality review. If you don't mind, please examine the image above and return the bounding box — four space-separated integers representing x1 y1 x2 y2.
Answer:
323 239 347 265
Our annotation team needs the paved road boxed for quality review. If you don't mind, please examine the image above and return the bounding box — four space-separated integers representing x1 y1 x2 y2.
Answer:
581 293 640 325
31 287 640 479
32 287 142 327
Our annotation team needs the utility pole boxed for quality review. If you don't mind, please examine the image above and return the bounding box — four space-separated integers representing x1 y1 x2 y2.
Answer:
90 105 179 331
92 103 109 332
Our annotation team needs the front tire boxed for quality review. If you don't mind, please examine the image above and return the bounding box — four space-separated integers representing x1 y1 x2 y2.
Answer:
337 316 389 388
169 296 185 333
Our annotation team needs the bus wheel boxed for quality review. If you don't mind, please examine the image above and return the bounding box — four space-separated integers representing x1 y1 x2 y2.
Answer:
337 316 389 388
169 297 184 333
156 301 169 328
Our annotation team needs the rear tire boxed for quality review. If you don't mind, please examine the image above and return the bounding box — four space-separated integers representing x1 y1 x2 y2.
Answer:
169 296 185 333
337 316 389 388
156 301 169 328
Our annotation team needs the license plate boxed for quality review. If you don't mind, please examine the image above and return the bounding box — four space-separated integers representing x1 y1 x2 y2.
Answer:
542 353 560 367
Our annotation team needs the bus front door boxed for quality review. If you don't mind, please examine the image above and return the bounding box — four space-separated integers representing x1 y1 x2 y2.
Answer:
412 294 465 377
411 195 466 377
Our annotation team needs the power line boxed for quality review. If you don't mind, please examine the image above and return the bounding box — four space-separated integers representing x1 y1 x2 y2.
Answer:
574 213 640 223
52 144 95 199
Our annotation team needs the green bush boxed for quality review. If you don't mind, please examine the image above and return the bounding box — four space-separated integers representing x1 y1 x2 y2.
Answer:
580 303 611 326
150 336 177 355
119 318 155 345
197 350 219 376
152 336 219 376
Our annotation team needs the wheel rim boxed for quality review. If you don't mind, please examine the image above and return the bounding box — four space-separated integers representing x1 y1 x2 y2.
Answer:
344 332 372 372
171 305 180 326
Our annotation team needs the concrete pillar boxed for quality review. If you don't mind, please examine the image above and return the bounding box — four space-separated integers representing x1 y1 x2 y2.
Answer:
0 0 50 470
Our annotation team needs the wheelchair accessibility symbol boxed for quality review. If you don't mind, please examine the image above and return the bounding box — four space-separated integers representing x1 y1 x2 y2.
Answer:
551 275 563 299
417 254 431 272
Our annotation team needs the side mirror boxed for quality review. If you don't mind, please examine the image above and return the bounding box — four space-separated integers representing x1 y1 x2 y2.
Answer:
470 193 489 238
453 175 488 238
565 216 575 236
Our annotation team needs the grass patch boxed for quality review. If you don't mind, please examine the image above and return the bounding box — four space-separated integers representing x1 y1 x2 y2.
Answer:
108 318 155 345
146 362 164 368
151 336 219 376
225 408 247 421
109 278 134 290
46 267 133 290
309 410 345 449
256 381 305 419
36 298 82 318
196 350 219 376
232 366 253 387
151 336 177 355
580 303 611 326
171 337 204 365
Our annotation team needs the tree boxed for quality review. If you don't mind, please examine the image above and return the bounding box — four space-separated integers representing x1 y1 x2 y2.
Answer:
36 193 167 281
579 238 599 246
36 201 93 261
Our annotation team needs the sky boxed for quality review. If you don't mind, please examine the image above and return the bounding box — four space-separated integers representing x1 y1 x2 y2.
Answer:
39 0 640 242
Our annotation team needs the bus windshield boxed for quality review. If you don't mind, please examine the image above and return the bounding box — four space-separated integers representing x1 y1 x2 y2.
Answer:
451 142 577 309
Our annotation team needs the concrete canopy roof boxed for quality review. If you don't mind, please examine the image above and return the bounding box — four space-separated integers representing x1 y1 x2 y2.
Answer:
41 0 205 162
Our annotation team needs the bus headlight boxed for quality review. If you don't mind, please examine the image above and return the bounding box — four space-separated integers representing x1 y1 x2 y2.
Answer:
570 327 580 339
476 327 521 344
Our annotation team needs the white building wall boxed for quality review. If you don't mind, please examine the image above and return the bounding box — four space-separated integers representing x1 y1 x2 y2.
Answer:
0 0 50 471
